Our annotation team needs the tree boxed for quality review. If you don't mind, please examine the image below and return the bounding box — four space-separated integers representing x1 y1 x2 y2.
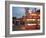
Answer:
12 17 16 24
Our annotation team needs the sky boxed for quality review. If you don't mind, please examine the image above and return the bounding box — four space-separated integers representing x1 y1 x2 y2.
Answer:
12 7 40 18
12 7 26 18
